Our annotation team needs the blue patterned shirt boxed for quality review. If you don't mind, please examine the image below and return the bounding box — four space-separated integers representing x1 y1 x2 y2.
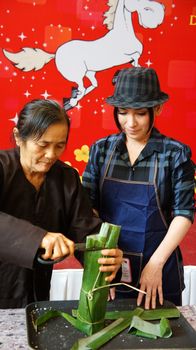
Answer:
82 128 195 224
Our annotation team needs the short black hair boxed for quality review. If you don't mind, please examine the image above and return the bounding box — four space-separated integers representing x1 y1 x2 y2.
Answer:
16 99 70 142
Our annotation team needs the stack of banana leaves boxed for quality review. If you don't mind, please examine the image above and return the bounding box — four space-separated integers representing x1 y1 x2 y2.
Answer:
34 222 180 349
75 222 121 335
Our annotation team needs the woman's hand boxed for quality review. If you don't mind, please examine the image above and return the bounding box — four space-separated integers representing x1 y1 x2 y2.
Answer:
137 259 164 309
137 217 192 309
98 248 123 283
40 232 75 261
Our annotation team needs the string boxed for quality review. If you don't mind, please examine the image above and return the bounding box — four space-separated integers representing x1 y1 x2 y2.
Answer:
78 282 146 325
76 310 105 325
82 250 147 300
91 282 147 296
82 282 146 301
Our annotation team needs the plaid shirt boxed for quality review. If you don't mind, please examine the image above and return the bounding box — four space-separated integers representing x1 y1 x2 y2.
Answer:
82 128 195 224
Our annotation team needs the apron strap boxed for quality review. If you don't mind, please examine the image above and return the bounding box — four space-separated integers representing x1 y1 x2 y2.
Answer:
153 157 168 229
99 143 117 193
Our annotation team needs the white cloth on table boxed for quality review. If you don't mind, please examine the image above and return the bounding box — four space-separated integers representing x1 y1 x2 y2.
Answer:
50 265 196 305
50 269 83 301
182 265 196 306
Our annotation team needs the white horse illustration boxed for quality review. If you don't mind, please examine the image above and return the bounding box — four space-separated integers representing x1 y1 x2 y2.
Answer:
3 0 165 110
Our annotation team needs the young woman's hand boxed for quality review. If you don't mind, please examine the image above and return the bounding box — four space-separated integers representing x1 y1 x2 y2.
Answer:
98 248 123 282
137 258 164 309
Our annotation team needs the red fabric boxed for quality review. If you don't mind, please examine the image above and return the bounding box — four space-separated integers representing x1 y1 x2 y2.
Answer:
53 256 82 270
0 0 195 264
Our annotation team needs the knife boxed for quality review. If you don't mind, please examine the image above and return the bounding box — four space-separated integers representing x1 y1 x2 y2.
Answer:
37 242 106 265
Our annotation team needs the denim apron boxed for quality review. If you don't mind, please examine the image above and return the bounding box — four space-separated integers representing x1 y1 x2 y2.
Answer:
99 143 184 303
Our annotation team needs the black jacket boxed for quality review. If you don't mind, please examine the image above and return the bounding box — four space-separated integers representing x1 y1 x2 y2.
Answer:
0 148 101 308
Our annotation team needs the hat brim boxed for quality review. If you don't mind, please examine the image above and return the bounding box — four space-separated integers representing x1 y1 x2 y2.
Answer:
106 92 169 108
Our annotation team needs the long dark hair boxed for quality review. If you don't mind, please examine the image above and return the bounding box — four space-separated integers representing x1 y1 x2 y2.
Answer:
113 107 154 133
16 99 70 143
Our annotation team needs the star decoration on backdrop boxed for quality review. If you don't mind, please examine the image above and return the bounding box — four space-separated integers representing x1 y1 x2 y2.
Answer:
18 32 27 41
145 59 153 67
41 90 51 99
9 113 18 125
75 103 82 111
24 90 31 98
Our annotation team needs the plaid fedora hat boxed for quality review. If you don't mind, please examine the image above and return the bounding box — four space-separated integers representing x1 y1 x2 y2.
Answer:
106 67 169 108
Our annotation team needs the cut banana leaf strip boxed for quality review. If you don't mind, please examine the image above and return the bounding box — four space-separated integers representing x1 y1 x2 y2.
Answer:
160 317 172 337
128 316 172 339
105 307 180 321
71 318 130 350
105 307 144 320
130 329 157 339
34 310 79 331
142 308 180 321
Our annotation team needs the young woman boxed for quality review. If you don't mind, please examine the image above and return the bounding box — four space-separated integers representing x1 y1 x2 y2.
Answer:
82 67 195 309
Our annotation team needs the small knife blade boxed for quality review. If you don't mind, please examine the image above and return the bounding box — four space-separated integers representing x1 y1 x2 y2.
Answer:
37 243 106 265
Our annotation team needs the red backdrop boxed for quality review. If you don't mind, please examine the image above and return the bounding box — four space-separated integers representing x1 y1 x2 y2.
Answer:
0 0 195 264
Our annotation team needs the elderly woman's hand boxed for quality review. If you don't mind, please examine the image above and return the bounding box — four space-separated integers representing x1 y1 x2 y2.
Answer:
40 232 75 261
98 248 123 282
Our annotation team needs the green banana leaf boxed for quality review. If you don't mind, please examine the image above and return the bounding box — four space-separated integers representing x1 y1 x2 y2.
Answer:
128 315 172 339
142 308 180 320
33 310 78 331
35 305 180 348
70 306 177 348
105 307 180 321
74 222 121 335
71 318 129 350
71 307 144 350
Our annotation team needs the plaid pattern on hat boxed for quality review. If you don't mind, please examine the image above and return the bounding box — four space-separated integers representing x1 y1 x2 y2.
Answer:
106 67 169 108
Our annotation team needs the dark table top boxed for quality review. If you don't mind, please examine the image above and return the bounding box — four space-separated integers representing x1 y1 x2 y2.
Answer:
0 303 196 349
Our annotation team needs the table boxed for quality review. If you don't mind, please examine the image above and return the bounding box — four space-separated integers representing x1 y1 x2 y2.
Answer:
0 305 196 350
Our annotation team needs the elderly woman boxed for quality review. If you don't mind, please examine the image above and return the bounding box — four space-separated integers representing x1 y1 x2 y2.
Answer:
0 99 122 308
82 67 195 309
